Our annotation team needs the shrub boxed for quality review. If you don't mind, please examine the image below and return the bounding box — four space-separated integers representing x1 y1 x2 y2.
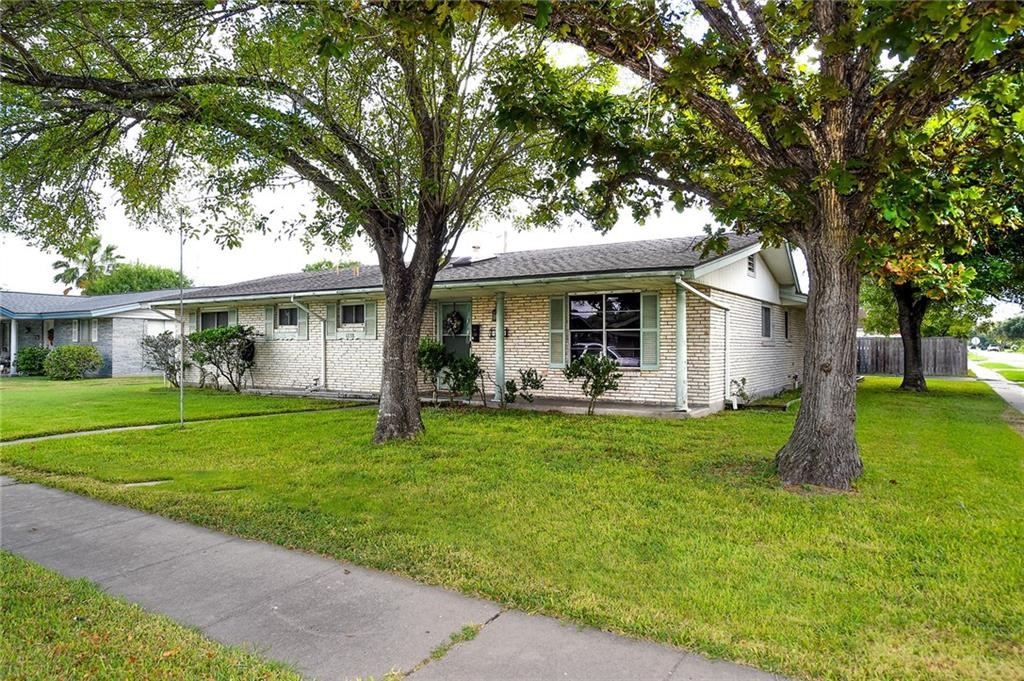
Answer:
447 354 483 403
502 368 545 408
43 345 102 380
562 354 623 415
140 331 190 387
188 325 257 392
13 346 49 375
417 338 451 406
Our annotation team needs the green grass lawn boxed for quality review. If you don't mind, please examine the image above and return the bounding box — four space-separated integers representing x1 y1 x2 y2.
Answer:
2 377 1022 681
0 551 299 679
0 376 352 441
975 361 1024 386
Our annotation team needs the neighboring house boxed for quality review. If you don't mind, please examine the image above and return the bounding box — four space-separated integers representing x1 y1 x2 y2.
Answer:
0 289 190 376
154 233 807 413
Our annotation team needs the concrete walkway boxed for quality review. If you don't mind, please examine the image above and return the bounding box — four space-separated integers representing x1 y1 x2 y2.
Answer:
1 477 785 681
969 361 1024 414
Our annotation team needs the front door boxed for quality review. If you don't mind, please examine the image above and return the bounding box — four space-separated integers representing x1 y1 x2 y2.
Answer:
438 301 471 389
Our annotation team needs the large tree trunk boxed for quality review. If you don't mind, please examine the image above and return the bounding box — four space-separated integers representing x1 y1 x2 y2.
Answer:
892 282 929 392
372 232 437 444
776 219 864 490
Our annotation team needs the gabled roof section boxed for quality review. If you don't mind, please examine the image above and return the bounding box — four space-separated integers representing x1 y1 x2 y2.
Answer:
159 232 765 304
0 288 203 319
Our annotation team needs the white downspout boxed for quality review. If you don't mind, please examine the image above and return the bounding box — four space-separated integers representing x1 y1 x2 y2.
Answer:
674 283 688 412
291 296 327 391
9 318 18 376
675 277 732 409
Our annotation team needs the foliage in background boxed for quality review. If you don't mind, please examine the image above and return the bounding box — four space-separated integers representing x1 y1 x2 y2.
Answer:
86 263 192 295
416 338 451 407
302 259 363 273
12 347 49 375
860 278 994 338
140 331 189 387
188 326 257 393
51 236 122 295
562 354 623 416
43 345 102 380
993 315 1024 342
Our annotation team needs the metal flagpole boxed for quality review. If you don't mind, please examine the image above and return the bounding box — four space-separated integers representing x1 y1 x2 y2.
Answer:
178 211 185 429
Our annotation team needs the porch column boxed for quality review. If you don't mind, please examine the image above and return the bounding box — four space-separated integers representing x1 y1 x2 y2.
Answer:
9 318 18 375
675 285 688 411
493 292 505 402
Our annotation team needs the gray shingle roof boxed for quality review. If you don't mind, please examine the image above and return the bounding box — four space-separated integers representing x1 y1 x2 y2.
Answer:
0 288 203 316
171 232 761 301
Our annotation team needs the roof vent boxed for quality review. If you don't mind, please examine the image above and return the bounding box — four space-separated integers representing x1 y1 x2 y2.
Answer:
450 256 473 267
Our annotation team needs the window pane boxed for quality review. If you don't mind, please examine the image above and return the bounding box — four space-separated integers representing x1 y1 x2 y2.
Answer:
569 295 603 330
607 330 641 367
217 311 229 327
605 293 641 328
278 308 297 326
341 304 364 325
761 307 771 337
200 312 216 330
569 331 603 361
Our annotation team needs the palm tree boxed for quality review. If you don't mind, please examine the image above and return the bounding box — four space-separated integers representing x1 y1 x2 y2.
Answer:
52 236 122 295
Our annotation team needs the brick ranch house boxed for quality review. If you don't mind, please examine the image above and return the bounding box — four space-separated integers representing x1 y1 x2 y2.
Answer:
154 233 808 413
0 289 187 376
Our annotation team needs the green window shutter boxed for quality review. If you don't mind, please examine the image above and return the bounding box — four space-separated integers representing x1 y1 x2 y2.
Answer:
363 301 377 340
325 303 337 340
227 308 238 326
640 292 659 369
549 296 566 368
188 311 198 334
297 306 309 341
264 305 274 340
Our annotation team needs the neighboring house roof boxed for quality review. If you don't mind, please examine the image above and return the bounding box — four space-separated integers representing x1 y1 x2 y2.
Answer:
0 288 203 319
161 232 782 304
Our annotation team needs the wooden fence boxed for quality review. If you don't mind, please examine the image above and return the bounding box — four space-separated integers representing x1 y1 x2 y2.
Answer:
857 336 967 376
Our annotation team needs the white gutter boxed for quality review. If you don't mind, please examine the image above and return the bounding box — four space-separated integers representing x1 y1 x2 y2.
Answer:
675 276 733 409
290 295 328 390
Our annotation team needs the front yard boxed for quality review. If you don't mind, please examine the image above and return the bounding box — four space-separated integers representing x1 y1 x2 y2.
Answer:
0 376 351 441
2 377 1022 680
0 551 299 679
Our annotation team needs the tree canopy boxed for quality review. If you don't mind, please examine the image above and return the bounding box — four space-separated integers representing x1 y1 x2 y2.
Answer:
85 262 193 295
51 235 121 295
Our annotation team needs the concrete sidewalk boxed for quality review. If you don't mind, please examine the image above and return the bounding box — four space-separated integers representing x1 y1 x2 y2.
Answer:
969 361 1024 414
1 477 784 681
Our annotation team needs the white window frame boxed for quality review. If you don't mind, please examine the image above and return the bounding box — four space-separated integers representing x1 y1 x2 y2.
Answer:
89 318 99 343
761 306 772 338
567 291 643 370
338 302 366 330
199 308 230 331
71 319 79 343
747 254 757 277
276 305 299 328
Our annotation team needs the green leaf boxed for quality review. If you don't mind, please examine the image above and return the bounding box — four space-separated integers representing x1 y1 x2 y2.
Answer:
535 0 553 30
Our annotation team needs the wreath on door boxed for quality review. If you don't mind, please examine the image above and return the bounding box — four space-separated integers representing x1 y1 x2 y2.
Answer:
443 310 465 336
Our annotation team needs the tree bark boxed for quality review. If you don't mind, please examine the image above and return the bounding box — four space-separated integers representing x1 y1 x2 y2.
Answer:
892 282 929 392
776 218 864 490
374 263 433 444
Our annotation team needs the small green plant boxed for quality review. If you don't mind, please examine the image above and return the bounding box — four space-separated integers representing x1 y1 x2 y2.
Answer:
43 345 102 380
447 354 483 403
188 325 257 392
13 346 49 375
141 331 190 387
562 354 623 415
730 377 752 407
501 368 545 408
417 338 451 406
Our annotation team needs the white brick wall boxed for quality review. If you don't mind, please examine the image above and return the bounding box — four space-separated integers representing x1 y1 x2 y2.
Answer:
181 279 806 410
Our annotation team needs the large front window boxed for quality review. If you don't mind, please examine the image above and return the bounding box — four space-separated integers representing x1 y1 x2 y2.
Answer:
569 293 641 367
200 311 229 330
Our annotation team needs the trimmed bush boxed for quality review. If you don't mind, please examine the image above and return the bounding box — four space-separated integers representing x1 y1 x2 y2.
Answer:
563 353 623 415
43 345 103 380
13 346 49 375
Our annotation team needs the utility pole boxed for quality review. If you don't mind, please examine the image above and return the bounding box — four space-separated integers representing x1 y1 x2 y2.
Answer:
178 211 185 429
